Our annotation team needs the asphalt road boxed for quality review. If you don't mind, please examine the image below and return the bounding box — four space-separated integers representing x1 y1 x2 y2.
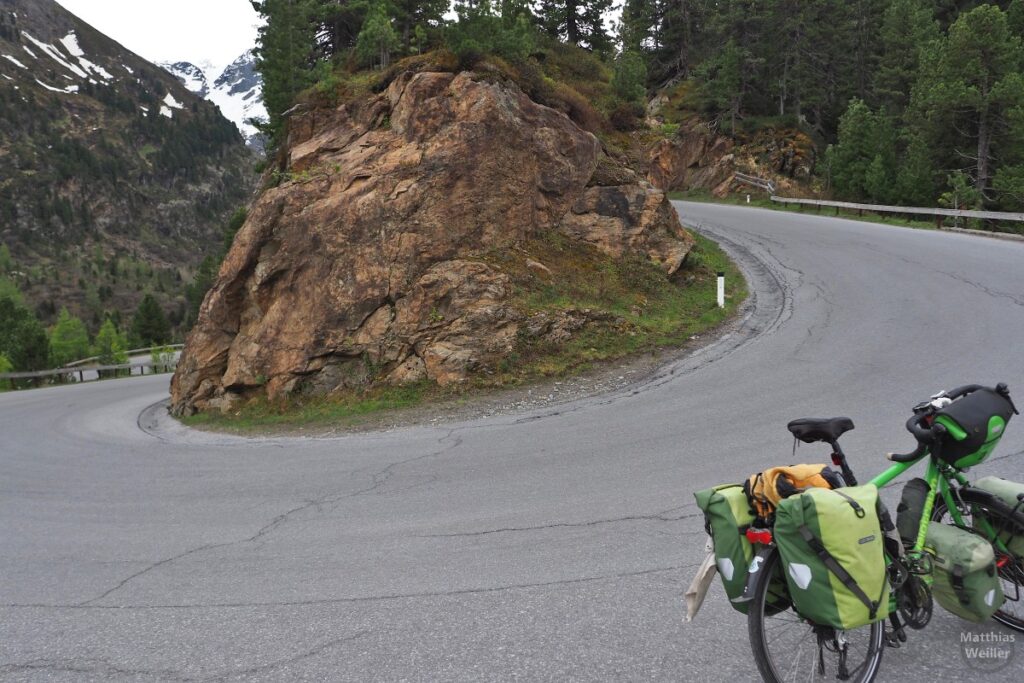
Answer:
2 202 1024 682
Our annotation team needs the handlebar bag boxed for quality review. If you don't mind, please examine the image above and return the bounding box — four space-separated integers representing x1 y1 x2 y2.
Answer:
774 485 890 629
925 522 1004 622
934 389 1014 468
972 477 1024 557
694 484 789 615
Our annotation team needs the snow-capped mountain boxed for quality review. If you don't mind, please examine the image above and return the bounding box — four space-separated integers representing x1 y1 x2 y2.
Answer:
162 60 210 97
162 51 266 149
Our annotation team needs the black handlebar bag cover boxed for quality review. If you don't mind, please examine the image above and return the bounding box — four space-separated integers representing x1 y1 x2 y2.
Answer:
934 389 1013 468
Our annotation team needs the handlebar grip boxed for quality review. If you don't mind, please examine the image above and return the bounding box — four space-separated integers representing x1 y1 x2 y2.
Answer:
905 414 936 443
888 442 928 463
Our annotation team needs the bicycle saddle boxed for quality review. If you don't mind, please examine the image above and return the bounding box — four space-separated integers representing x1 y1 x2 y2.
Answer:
787 417 855 443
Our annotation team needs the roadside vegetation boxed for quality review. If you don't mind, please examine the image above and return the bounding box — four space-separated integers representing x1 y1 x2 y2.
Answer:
182 233 745 432
0 255 176 384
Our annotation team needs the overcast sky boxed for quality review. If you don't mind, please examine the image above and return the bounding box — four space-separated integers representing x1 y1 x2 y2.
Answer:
53 2 620 73
55 0 261 71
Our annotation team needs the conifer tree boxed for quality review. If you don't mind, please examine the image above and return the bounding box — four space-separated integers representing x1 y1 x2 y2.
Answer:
132 294 171 347
448 1 535 65
391 0 448 52
617 0 654 54
611 50 647 104
0 296 49 372
252 0 320 140
826 99 896 201
538 0 614 53
356 1 400 69
874 0 939 115
911 5 1024 204
316 0 370 56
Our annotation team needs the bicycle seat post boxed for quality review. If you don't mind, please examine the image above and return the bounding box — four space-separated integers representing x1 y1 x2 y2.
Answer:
830 439 858 486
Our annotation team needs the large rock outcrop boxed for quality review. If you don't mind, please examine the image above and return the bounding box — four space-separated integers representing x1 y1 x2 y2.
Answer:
171 70 693 415
647 122 736 196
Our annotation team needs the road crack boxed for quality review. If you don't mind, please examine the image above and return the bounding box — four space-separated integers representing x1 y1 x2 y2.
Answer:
3 563 700 612
418 507 704 538
76 429 465 606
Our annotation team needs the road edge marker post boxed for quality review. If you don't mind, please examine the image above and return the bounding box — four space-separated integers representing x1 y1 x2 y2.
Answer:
717 271 725 308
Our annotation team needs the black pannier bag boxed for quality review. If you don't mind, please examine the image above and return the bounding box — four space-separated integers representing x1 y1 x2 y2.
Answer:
896 478 931 545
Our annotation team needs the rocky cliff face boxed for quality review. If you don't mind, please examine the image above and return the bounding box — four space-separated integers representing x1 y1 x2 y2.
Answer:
646 121 736 196
171 70 693 415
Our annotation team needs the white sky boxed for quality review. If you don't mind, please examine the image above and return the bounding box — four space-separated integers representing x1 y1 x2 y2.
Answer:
55 0 261 71
53 2 621 73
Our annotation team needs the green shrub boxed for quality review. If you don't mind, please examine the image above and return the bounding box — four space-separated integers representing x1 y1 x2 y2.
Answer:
610 102 643 131
0 353 12 391
611 51 647 103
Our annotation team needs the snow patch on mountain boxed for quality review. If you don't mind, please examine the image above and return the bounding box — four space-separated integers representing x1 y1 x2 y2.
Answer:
58 31 83 56
21 30 88 79
161 51 265 149
18 30 115 84
35 78 78 94
163 92 183 109
3 54 28 69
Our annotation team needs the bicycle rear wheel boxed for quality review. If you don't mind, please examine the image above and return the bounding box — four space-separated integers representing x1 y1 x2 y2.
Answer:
748 547 885 682
933 498 1024 631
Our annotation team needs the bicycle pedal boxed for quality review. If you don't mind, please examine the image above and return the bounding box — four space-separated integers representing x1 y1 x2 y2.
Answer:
885 633 902 648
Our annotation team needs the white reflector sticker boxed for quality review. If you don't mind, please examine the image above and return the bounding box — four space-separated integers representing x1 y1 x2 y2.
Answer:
985 589 996 607
789 563 813 590
717 558 734 581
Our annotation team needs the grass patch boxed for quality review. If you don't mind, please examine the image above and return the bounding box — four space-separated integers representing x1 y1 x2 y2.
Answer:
183 230 746 433
182 381 435 432
670 189 942 231
478 230 745 383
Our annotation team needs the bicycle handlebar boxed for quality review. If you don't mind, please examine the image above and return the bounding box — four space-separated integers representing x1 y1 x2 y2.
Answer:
887 441 927 463
885 382 1014 462
943 384 987 401
887 414 940 462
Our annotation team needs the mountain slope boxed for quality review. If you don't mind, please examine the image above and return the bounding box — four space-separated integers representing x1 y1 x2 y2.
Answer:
162 52 266 149
0 0 254 332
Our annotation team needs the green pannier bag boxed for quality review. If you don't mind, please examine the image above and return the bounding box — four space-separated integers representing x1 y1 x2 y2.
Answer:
774 485 890 630
972 477 1024 557
925 522 1004 622
694 484 789 615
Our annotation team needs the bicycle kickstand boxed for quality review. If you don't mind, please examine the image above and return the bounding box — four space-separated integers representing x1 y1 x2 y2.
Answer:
885 613 907 648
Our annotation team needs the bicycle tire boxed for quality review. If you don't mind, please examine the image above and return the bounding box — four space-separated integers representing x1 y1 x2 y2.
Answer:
748 547 885 682
932 495 1024 632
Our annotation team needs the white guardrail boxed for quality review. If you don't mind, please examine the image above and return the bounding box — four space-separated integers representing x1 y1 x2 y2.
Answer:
733 171 1024 228
770 195 1024 226
734 172 776 195
0 345 183 386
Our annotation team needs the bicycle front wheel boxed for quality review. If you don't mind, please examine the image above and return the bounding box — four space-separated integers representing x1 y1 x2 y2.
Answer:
748 547 885 683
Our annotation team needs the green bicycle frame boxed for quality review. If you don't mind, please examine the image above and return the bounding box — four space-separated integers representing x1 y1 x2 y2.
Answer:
868 452 1008 554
